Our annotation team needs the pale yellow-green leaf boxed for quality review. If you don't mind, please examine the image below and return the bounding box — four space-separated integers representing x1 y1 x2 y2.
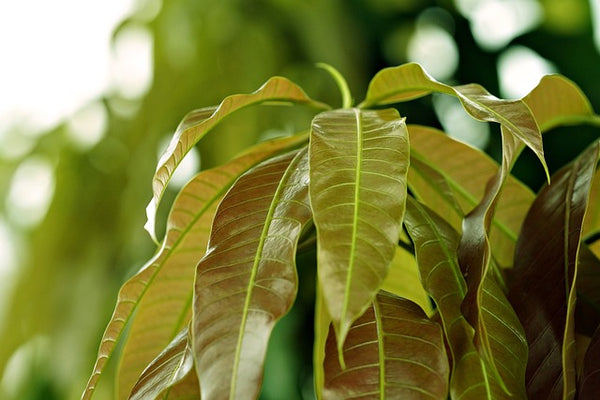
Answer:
82 134 306 400
381 244 432 315
145 76 328 242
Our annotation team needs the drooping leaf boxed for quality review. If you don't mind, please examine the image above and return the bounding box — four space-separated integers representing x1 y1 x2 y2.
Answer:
522 74 599 132
360 63 548 178
576 245 600 336
309 108 409 348
408 125 535 267
381 244 432 315
322 291 449 399
145 76 328 242
583 171 600 241
314 282 332 400
457 129 521 390
404 197 527 399
192 149 312 400
580 324 600 399
129 327 198 400
83 134 306 400
507 141 600 400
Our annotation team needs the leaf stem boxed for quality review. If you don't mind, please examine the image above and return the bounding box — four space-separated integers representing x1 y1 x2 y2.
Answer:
317 63 353 108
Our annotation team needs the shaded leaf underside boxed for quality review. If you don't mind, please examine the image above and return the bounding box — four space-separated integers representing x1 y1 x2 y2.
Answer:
508 142 600 400
193 149 312 400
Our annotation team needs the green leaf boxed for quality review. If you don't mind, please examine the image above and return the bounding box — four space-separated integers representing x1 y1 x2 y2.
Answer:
381 244 432 315
192 149 312 400
129 327 197 400
408 125 535 267
322 291 449 399
360 63 548 179
404 197 527 399
145 76 329 242
583 171 600 240
580 324 600 399
83 135 305 400
522 74 600 132
507 141 600 399
314 282 332 400
309 108 409 348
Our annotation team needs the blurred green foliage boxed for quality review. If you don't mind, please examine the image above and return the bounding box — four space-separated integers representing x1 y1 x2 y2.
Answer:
0 0 598 399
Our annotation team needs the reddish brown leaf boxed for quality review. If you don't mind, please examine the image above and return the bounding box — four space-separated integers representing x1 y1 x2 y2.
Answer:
580 324 600 399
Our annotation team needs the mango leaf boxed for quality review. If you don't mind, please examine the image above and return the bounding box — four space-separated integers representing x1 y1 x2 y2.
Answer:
129 327 198 400
145 76 328 242
576 245 600 336
507 141 600 399
359 63 548 178
522 74 600 132
82 134 306 400
580 324 600 399
309 108 409 349
381 244 432 315
314 283 332 400
408 125 535 267
404 197 527 399
322 291 449 399
583 171 600 239
192 148 312 400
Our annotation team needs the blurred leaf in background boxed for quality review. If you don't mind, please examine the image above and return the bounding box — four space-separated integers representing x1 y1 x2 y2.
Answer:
0 0 598 399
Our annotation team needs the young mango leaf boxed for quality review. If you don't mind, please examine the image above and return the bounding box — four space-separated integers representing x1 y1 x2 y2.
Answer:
522 74 600 132
457 129 521 387
507 141 600 400
381 244 432 315
129 327 198 400
359 63 548 178
314 282 332 400
309 108 409 349
404 197 527 399
322 291 449 399
82 134 306 400
408 125 535 267
145 76 328 242
580 324 600 399
192 149 312 400
583 172 600 242
576 245 600 336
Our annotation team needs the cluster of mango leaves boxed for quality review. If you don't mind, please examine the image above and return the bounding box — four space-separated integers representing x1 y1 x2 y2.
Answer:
83 63 600 399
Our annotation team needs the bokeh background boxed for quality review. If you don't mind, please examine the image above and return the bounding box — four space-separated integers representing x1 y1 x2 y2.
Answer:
1 0 599 399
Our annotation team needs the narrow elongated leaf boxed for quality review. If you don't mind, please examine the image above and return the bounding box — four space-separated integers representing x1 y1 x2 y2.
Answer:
583 171 600 240
457 129 520 389
322 291 449 399
381 244 432 315
83 135 305 400
309 108 409 348
580 324 600 399
507 141 600 399
360 63 548 177
314 282 332 400
192 149 312 400
408 125 535 267
129 327 197 400
522 74 599 132
404 197 527 399
577 246 600 336
145 76 328 242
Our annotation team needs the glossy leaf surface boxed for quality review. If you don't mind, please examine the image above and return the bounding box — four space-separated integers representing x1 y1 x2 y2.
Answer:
83 135 305 400
408 125 534 267
360 63 547 176
404 197 527 399
145 76 328 241
522 74 599 132
508 142 600 400
192 149 312 400
129 327 197 400
309 108 409 347
322 291 448 399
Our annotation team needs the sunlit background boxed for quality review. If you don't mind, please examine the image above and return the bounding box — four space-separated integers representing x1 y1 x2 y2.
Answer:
0 0 599 399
